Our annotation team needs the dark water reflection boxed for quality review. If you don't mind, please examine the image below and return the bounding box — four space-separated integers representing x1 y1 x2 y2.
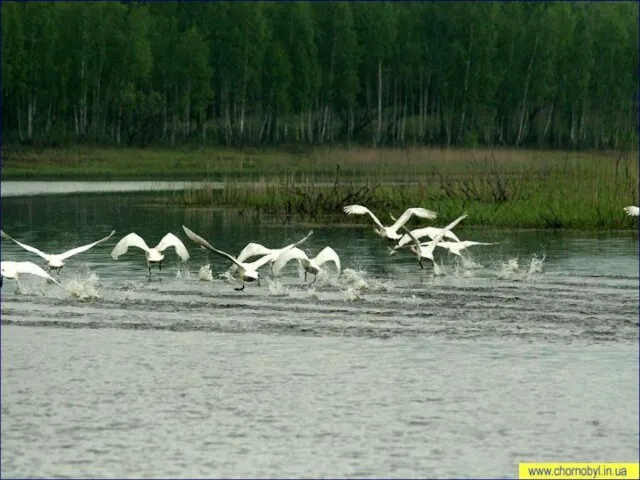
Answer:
1 189 638 478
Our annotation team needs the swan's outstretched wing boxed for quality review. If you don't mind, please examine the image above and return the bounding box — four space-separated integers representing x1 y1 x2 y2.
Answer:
182 225 243 269
271 247 308 276
251 231 314 270
288 230 314 249
389 207 437 232
399 223 423 251
396 226 460 248
15 261 61 284
182 226 216 253
436 240 497 255
111 233 151 260
434 240 497 248
155 233 190 261
236 243 274 263
244 251 279 271
314 246 341 273
58 230 116 261
624 206 639 216
459 241 497 248
422 214 467 258
343 205 385 231
1 230 52 262
1 261 61 285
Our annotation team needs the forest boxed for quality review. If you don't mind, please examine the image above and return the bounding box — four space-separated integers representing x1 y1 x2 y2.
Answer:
1 1 638 150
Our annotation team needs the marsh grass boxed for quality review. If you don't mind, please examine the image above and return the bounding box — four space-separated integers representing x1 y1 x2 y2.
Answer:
164 150 638 229
3 145 637 229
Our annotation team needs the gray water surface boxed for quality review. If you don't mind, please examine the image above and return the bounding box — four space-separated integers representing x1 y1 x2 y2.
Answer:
1 190 638 478
0 180 212 197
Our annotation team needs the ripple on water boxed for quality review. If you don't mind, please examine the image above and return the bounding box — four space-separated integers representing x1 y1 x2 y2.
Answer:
1 193 638 478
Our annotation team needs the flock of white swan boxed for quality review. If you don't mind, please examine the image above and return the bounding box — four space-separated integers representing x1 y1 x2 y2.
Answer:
1 204 638 292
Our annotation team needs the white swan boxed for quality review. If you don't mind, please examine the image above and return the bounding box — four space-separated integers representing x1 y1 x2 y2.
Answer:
1 229 116 275
228 242 293 274
1 260 61 290
624 206 639 216
111 232 190 279
272 246 341 284
182 225 313 291
399 213 468 273
436 240 499 257
343 204 437 241
394 226 461 249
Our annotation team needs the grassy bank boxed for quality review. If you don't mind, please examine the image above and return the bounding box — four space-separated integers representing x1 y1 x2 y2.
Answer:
157 148 636 230
2 145 638 229
0 144 631 181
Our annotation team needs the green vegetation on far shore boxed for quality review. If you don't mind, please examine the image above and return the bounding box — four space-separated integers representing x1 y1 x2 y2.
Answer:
2 146 638 230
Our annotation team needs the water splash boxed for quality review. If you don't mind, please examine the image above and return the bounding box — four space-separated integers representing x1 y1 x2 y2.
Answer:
64 271 102 300
459 256 484 270
305 286 320 300
342 286 364 302
198 264 213 282
310 269 340 288
3 279 48 297
433 261 443 276
267 278 289 297
496 255 545 281
528 254 546 275
175 265 192 281
449 258 479 279
218 270 236 284
497 258 520 279
122 279 146 291
340 268 370 291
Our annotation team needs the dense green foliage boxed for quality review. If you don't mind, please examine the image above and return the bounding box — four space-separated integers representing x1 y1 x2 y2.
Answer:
2 2 638 149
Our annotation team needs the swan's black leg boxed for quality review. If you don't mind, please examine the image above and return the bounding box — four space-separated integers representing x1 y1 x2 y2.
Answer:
304 270 308 282
418 259 424 269
159 261 162 271
310 273 317 286
148 265 152 281
234 283 245 291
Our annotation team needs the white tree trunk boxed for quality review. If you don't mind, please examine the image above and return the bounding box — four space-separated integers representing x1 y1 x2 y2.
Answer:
516 33 540 146
376 60 382 145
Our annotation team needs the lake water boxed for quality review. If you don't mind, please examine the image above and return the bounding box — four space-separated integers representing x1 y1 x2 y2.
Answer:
0 180 213 198
1 184 638 478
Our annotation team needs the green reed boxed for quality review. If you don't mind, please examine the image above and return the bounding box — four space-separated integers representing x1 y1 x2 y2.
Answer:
162 153 638 230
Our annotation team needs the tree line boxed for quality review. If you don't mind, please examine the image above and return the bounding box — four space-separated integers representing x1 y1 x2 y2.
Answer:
2 1 638 149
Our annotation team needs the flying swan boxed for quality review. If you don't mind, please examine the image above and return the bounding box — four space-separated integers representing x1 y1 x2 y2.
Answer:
343 204 437 241
272 246 341 284
227 241 298 274
111 232 190 279
399 213 468 274
394 226 461 249
1 229 116 275
182 225 313 291
624 206 639 216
